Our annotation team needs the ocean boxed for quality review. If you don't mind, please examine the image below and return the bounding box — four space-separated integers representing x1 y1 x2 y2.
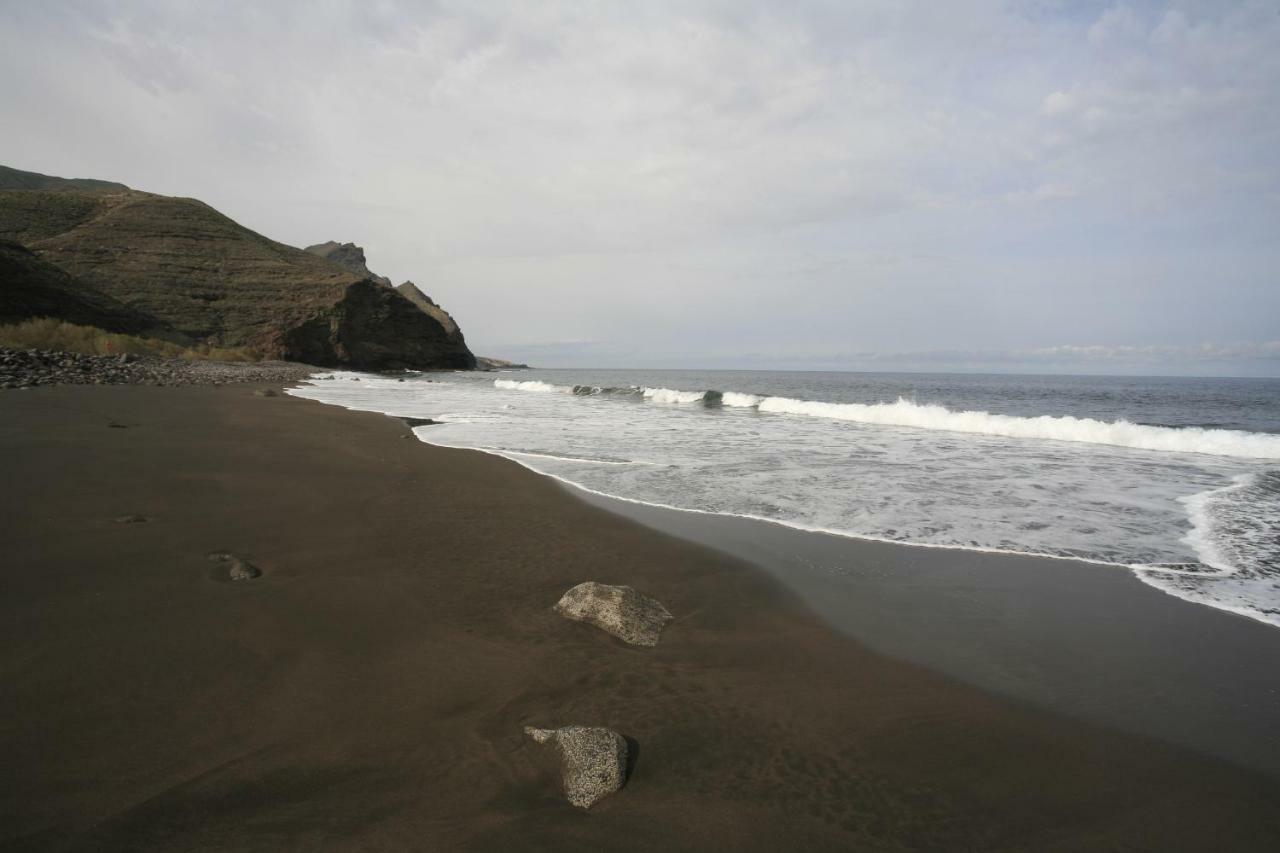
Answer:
289 368 1280 627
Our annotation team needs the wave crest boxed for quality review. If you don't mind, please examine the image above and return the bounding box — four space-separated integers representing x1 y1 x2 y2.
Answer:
754 396 1280 459
494 379 1280 458
642 387 708 404
494 379 570 393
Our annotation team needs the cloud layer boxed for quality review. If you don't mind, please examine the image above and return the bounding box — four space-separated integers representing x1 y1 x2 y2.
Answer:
2 1 1277 373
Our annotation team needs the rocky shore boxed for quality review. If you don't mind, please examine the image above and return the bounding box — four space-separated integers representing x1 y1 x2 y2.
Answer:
0 347 314 389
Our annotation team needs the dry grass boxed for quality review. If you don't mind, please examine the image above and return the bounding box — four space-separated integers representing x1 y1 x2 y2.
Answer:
0 318 262 362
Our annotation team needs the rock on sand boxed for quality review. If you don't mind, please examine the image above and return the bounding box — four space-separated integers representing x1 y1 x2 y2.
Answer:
554 581 673 647
524 725 628 809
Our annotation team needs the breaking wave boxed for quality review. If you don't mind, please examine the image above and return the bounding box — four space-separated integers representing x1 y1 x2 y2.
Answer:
722 391 765 408
643 386 709 404
494 379 1280 460
492 379 567 393
753 397 1280 459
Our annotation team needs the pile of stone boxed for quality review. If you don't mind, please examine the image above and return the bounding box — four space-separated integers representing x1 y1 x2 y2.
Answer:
0 348 314 390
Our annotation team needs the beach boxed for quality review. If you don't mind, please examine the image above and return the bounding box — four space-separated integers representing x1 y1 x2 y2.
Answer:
577 490 1280 778
3 383 1280 852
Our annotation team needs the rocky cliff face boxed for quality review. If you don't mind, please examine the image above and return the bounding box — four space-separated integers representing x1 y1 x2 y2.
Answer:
0 166 475 370
279 279 474 369
303 241 392 287
396 281 461 337
306 242 470 356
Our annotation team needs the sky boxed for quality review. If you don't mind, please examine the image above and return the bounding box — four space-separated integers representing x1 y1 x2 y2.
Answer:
2 0 1279 375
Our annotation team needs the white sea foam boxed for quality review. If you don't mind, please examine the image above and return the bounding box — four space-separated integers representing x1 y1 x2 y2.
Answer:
721 391 765 407
499 379 1280 459
289 371 1280 628
497 449 653 466
494 379 570 393
751 396 1280 459
642 387 707 404
1177 475 1254 573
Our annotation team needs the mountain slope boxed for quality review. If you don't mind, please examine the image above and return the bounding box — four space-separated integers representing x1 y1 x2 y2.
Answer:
0 239 171 335
0 164 128 193
0 166 475 370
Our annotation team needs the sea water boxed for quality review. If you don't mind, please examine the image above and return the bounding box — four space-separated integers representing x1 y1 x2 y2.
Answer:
288 369 1280 627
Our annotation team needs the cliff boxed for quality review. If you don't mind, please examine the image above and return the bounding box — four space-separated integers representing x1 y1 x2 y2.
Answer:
396 281 461 337
304 241 470 353
0 166 475 370
304 241 392 287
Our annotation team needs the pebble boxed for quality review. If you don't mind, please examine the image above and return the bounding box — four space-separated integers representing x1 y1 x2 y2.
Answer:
0 348 313 390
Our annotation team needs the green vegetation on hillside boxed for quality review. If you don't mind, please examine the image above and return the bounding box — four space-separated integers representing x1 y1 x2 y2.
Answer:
0 163 477 370
0 164 128 193
0 318 262 361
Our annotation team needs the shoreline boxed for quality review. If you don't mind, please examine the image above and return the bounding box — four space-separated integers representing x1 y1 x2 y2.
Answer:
294 369 1280 631
393 416 1280 777
3 384 1280 850
571 486 1280 778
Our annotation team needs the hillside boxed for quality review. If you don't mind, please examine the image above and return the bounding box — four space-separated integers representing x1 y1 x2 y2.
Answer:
0 164 128 193
0 240 170 335
0 166 475 370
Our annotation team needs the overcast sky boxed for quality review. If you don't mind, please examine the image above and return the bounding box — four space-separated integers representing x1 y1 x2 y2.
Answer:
3 1 1278 375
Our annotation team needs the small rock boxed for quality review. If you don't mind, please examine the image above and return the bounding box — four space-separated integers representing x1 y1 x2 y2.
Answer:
254 388 279 397
554 582 673 647
524 725 628 809
207 551 262 580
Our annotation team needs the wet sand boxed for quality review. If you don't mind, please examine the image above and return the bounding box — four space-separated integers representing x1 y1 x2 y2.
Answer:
2 384 1279 852
573 490 1280 778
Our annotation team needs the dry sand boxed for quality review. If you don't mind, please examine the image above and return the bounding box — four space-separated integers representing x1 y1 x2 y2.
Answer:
2 384 1279 852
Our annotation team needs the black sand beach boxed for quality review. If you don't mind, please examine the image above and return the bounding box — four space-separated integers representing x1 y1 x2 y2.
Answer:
3 384 1280 852
574 490 1280 777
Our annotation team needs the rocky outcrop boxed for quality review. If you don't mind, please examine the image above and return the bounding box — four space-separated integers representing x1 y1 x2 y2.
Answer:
0 240 172 336
0 165 476 371
306 241 470 353
276 279 473 369
524 725 629 809
396 281 461 337
554 582 673 647
303 241 392 287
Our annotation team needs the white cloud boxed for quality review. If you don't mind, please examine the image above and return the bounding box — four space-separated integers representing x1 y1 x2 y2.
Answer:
1087 4 1146 46
0 1 1277 372
1041 90 1076 116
